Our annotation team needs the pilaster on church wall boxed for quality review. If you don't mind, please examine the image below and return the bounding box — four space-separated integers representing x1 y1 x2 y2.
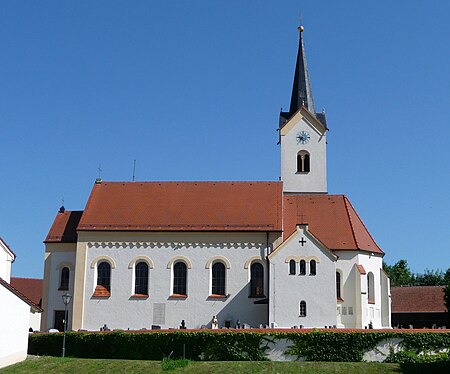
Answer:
41 243 76 332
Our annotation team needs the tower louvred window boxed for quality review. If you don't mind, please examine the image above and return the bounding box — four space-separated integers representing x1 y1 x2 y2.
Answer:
297 151 310 173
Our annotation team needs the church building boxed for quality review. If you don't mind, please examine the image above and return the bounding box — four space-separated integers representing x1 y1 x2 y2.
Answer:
41 27 391 332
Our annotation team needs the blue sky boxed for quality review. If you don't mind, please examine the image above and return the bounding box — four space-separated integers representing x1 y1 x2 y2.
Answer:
1 1 449 278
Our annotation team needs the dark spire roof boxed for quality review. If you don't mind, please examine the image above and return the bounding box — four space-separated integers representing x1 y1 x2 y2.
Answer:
290 26 315 115
280 26 326 129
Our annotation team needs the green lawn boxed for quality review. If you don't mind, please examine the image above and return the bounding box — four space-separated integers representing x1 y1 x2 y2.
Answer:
1 356 449 374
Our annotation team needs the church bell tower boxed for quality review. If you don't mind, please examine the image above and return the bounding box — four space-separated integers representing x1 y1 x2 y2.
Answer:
279 26 327 194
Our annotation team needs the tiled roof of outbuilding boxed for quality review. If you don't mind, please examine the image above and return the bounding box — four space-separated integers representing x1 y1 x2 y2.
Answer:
77 181 283 232
10 277 43 307
391 286 446 313
283 195 383 254
0 277 42 312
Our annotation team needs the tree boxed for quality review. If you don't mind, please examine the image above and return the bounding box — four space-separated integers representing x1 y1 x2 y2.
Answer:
412 269 445 286
384 259 412 287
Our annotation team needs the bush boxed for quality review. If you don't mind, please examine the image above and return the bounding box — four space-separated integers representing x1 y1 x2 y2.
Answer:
28 330 450 362
385 350 450 364
161 358 190 371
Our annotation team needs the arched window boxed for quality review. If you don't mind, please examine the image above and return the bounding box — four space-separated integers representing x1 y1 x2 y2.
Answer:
336 271 341 299
212 262 226 296
299 301 307 317
299 260 306 275
297 151 311 173
97 262 111 291
135 262 149 295
289 259 296 275
173 262 187 296
250 262 264 297
368 272 375 303
59 267 69 290
310 260 316 275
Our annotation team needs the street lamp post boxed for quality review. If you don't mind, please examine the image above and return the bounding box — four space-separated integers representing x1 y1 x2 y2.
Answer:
61 293 72 357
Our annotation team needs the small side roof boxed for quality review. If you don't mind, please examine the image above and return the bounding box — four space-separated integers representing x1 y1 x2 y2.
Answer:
0 277 42 312
391 286 446 313
45 211 83 243
283 194 383 254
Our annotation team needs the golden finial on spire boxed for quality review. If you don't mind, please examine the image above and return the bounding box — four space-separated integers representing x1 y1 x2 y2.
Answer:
298 25 304 33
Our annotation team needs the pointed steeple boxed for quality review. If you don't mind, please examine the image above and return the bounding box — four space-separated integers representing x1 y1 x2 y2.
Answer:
290 25 315 115
280 26 326 128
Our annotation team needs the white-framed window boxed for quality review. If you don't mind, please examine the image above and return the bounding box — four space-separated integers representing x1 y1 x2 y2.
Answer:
297 151 310 173
211 261 226 296
368 272 375 303
299 300 307 317
289 259 296 275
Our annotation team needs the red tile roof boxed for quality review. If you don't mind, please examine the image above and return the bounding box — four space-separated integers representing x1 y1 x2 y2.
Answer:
356 264 367 275
77 181 283 232
391 286 446 313
0 277 42 312
10 277 43 307
283 195 383 253
44 211 83 243
45 184 383 256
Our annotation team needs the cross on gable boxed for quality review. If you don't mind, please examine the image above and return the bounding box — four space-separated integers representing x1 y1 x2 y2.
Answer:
299 237 306 246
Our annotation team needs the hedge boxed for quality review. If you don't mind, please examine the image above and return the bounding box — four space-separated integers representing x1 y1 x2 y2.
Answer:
28 330 450 362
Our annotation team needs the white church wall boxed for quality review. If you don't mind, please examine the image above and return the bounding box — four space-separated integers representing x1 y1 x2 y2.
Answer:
268 226 336 328
335 251 359 328
357 253 385 328
79 231 274 331
335 251 388 329
41 247 76 331
0 283 30 369
380 269 391 328
280 111 327 193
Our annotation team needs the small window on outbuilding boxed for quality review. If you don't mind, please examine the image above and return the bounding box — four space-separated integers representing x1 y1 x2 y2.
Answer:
289 259 296 275
310 260 316 275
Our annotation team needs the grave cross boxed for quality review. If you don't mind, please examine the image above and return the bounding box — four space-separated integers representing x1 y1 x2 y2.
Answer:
299 237 306 246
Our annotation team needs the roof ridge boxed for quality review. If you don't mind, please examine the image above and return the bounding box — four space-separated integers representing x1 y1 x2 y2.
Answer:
97 181 282 184
342 195 359 249
11 276 43 281
343 196 383 254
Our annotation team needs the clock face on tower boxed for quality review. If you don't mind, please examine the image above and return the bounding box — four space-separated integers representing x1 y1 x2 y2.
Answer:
296 131 310 145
